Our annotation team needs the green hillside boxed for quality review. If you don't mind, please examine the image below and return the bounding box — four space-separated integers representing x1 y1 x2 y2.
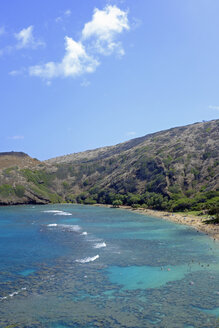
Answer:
0 119 218 218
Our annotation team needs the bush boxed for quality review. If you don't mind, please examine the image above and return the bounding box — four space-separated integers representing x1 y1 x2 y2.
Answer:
76 192 88 203
83 179 89 186
0 184 14 197
84 198 97 205
65 194 76 203
49 193 62 204
170 198 194 212
131 204 141 209
62 181 70 190
14 185 25 198
205 202 219 224
112 199 123 207
126 194 141 206
22 169 54 187
169 185 181 194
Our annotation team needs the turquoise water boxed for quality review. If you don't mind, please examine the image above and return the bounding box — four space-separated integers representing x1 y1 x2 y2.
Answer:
106 262 218 290
18 268 36 276
0 205 219 327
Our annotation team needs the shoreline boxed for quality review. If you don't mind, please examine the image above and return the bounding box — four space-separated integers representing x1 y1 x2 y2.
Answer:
1 202 218 242
94 204 219 242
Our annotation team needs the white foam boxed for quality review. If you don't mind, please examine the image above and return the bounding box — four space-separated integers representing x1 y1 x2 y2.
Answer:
76 255 99 263
9 291 19 297
81 231 88 235
54 211 72 216
0 287 27 301
46 224 81 232
61 224 81 232
0 296 7 301
42 210 72 216
93 242 106 249
42 210 63 213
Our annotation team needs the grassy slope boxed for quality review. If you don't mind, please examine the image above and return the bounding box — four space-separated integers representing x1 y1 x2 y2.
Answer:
0 120 218 216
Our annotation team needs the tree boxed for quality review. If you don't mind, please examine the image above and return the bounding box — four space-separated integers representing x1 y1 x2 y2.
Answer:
112 199 123 208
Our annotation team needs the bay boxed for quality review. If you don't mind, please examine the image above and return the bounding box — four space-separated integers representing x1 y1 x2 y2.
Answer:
0 204 219 328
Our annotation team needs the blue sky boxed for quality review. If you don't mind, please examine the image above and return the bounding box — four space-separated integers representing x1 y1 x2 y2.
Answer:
1 0 219 160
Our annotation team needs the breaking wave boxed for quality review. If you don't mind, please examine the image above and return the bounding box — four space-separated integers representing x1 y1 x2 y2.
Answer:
43 210 63 213
42 210 72 216
47 224 81 232
54 211 72 216
75 255 99 263
0 288 27 302
93 242 106 249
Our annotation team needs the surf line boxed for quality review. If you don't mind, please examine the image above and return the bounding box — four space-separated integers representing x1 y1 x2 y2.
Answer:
75 255 99 263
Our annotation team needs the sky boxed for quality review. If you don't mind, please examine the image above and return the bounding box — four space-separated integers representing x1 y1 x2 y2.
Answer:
0 0 219 160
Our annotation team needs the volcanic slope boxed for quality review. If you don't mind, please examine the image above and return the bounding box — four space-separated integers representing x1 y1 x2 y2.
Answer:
0 119 218 210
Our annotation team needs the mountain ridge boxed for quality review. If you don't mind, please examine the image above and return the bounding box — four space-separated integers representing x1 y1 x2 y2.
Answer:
44 120 204 165
0 119 218 215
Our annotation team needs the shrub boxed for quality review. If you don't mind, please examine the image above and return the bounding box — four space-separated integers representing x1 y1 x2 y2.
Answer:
14 185 25 198
131 204 141 209
83 179 89 186
22 169 54 187
49 193 63 204
191 167 200 180
112 199 123 207
0 184 14 197
171 198 194 212
62 181 70 190
169 185 181 194
126 194 141 206
65 194 76 203
84 198 97 205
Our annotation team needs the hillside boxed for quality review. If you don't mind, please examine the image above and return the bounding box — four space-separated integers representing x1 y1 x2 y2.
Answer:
0 120 218 214
0 152 39 169
0 152 60 205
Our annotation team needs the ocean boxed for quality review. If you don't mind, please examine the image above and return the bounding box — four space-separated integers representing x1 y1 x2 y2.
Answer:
0 204 219 328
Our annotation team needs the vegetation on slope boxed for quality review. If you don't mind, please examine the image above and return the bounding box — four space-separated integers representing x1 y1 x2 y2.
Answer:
0 120 218 221
0 163 61 204
44 120 219 219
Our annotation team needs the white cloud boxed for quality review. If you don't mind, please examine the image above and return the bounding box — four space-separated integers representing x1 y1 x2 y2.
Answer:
82 6 129 40
209 105 219 110
55 9 72 23
15 25 44 49
65 9 71 16
28 5 129 80
82 5 129 55
9 69 23 76
29 36 99 79
8 135 24 140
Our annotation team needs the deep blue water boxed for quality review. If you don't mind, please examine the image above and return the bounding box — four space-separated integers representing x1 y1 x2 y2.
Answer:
0 204 219 328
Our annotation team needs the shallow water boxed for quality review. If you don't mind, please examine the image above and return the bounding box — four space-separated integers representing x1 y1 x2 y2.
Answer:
0 204 219 327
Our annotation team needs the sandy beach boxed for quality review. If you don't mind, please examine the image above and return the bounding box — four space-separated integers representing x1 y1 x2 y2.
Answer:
94 204 219 242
